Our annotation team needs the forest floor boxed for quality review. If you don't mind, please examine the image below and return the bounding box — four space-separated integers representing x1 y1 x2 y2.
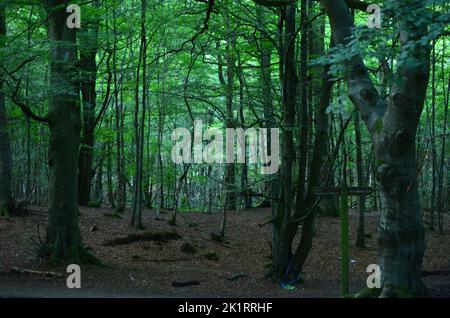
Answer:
0 207 449 298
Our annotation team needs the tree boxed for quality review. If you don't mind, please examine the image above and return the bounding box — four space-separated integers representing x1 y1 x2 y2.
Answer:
78 0 102 206
271 2 297 281
130 0 148 229
354 110 366 248
321 0 433 295
257 4 275 209
0 2 12 217
43 0 99 264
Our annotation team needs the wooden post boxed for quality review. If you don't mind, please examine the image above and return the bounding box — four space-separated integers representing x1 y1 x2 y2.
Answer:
316 186 371 296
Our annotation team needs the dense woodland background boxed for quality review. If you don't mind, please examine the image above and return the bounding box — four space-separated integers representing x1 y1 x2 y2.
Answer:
0 0 449 297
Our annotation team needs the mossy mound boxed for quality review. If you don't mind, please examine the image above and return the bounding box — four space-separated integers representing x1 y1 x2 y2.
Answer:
203 251 219 261
180 242 197 254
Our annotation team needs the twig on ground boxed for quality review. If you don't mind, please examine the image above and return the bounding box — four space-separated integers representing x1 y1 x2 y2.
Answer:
11 266 63 278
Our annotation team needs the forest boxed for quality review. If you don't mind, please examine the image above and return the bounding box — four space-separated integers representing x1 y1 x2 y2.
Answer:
0 0 449 299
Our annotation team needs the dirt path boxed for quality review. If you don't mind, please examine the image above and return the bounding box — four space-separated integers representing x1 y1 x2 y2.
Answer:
0 207 449 298
1 273 449 298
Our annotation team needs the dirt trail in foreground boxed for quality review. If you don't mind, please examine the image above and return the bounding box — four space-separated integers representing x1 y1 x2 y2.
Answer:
0 207 449 298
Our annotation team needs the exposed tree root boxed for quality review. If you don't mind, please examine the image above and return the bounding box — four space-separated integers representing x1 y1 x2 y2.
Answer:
45 244 104 267
102 231 181 247
32 231 104 267
172 280 200 287
131 257 194 263
379 283 428 298
11 266 63 278
346 284 429 298
103 212 123 219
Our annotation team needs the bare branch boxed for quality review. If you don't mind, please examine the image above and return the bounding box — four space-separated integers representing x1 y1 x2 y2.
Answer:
8 80 49 124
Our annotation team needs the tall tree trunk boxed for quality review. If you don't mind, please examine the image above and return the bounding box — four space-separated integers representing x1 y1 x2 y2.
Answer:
429 40 437 230
155 57 166 220
113 9 126 213
289 57 334 280
257 5 274 209
436 70 449 233
271 3 297 281
236 48 251 210
295 0 309 206
321 0 430 295
155 105 164 219
131 0 147 229
106 128 115 208
0 2 12 217
43 0 98 264
354 110 366 248
216 1 236 215
224 1 236 211
273 1 333 281
24 7 33 202
78 0 100 206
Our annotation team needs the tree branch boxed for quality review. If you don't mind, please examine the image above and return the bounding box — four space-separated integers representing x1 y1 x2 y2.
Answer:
8 80 49 124
320 0 385 134
254 0 371 12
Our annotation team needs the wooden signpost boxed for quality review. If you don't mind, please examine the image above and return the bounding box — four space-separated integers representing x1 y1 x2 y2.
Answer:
316 185 373 296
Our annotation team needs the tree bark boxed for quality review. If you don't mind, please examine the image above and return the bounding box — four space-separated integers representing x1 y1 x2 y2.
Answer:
113 10 126 213
354 110 366 248
271 3 297 281
436 74 449 233
131 0 148 229
0 2 12 217
321 0 430 295
289 58 334 280
43 0 98 264
258 4 275 209
78 0 101 206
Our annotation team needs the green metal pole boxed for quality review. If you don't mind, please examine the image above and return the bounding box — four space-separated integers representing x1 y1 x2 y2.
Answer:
340 182 349 296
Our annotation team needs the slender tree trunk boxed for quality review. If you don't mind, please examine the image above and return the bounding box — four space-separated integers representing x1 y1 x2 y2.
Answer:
272 3 297 281
155 58 166 219
437 71 449 233
93 151 104 206
207 164 213 213
296 0 309 206
156 119 164 219
289 61 334 279
106 118 115 208
169 164 189 226
113 10 126 213
78 0 100 206
24 8 33 202
274 2 332 281
429 40 437 230
354 110 366 248
236 49 251 209
131 0 147 229
224 2 236 211
258 5 275 209
0 2 12 217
